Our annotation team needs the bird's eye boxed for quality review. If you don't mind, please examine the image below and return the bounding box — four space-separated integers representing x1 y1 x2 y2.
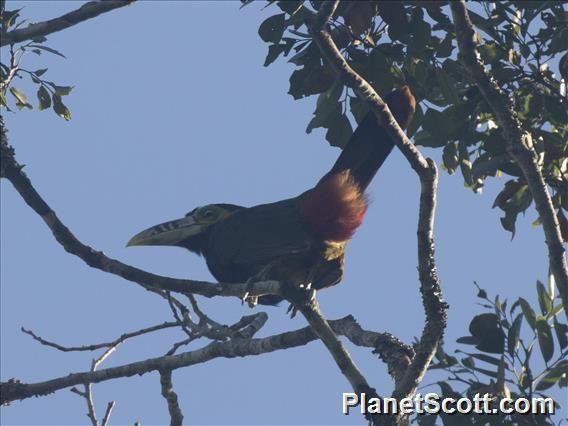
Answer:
203 209 215 218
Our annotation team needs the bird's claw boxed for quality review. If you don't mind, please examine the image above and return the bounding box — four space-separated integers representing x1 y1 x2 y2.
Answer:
285 283 317 318
246 295 259 308
241 291 259 308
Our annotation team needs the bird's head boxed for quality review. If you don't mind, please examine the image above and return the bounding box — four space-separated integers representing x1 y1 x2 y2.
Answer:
127 203 242 254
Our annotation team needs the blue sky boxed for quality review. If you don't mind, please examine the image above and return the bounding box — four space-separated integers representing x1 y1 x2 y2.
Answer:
1 1 563 425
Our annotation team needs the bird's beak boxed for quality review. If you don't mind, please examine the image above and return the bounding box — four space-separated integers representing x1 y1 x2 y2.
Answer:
126 215 204 247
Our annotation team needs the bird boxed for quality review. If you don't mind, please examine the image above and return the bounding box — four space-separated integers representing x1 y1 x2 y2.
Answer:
127 86 416 307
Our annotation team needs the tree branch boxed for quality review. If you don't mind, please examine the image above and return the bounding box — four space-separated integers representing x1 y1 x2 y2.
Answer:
308 1 448 419
288 289 384 425
394 160 446 400
0 315 410 405
101 401 115 426
449 0 568 318
21 321 182 352
159 370 183 426
1 1 135 47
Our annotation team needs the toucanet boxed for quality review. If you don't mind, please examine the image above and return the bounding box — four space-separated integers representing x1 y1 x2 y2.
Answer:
127 87 416 306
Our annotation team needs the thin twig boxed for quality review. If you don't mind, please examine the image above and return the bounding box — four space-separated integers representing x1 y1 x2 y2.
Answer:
101 401 115 426
21 321 181 352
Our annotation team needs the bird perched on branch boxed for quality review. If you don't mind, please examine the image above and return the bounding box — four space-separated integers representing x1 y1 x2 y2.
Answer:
127 86 416 306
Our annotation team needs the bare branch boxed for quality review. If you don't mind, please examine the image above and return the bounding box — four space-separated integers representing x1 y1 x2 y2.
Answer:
1 315 411 405
21 321 182 352
308 0 447 417
395 160 446 400
0 138 282 301
287 287 384 425
450 0 568 318
159 370 184 426
83 380 98 426
1 1 135 47
101 401 115 426
333 316 414 382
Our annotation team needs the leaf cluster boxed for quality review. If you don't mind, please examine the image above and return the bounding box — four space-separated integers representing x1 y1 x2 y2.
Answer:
1 7 73 120
422 280 566 425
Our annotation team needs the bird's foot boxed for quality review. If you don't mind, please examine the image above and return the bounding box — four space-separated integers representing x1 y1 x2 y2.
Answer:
245 294 259 308
285 282 316 318
242 276 261 308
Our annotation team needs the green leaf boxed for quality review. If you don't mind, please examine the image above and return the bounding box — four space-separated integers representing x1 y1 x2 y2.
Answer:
9 87 28 104
553 317 567 350
469 313 505 354
421 108 445 137
437 381 458 398
510 299 520 316
442 142 460 174
508 313 523 356
521 92 543 119
414 130 445 148
289 67 310 100
9 87 32 110
535 318 554 363
258 13 286 44
457 351 502 366
543 95 568 124
456 336 479 345
325 113 352 149
476 285 488 300
548 303 564 318
264 44 285 67
33 68 48 77
27 44 66 58
36 86 51 111
469 10 501 42
276 0 303 15
471 153 506 181
349 96 369 124
288 41 318 66
52 85 73 96
0 90 10 110
52 94 71 121
436 68 459 104
306 83 343 133
536 280 552 317
479 42 501 64
462 356 474 369
535 360 568 391
2 8 22 31
518 297 537 329
436 33 453 58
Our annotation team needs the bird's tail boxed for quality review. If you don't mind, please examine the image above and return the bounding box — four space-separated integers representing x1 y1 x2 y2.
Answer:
301 86 416 243
302 170 368 242
324 85 416 192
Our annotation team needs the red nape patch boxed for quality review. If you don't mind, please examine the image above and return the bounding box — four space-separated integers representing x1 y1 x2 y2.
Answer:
301 171 368 242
